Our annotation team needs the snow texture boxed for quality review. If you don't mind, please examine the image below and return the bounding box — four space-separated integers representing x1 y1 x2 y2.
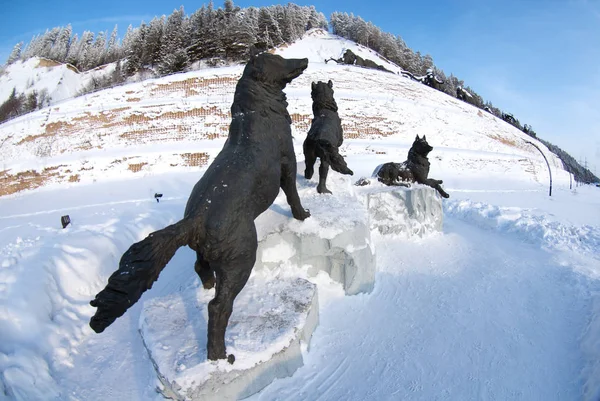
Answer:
255 173 375 295
139 275 318 401
356 183 443 237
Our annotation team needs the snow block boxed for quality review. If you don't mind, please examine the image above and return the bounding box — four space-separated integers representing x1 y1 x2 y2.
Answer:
139 276 319 401
357 184 443 237
255 174 376 295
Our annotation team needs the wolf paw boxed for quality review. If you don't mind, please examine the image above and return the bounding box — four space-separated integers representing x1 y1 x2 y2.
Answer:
293 208 311 220
317 185 332 194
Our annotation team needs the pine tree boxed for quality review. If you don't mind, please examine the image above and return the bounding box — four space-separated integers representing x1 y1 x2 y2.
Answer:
159 6 189 74
111 59 124 85
88 30 107 67
218 0 254 60
106 25 119 63
37 88 51 108
123 26 144 76
50 24 72 62
257 8 283 49
121 25 135 55
379 33 399 61
40 27 61 59
6 42 23 64
306 6 327 30
189 2 221 60
0 88 22 123
224 0 235 14
422 54 434 74
142 17 164 67
330 12 351 37
76 31 95 70
22 34 43 59
187 7 205 62
281 6 301 43
25 90 39 112
65 34 79 66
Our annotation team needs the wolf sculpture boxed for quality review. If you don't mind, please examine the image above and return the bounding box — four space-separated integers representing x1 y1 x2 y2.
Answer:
374 135 450 198
303 80 353 194
89 53 311 363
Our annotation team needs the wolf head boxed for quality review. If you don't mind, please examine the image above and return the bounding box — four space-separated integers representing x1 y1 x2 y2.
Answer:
311 80 338 113
411 135 433 157
244 53 308 89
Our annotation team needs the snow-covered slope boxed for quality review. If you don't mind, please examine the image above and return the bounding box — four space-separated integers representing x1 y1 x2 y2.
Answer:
2 29 599 401
0 29 567 198
276 28 405 74
0 57 118 107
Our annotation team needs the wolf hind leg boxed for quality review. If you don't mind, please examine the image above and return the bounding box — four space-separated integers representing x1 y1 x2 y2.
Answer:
281 157 310 220
195 251 215 289
303 141 317 179
207 249 256 362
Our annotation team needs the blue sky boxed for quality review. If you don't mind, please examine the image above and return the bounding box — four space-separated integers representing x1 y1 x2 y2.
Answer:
2 0 599 175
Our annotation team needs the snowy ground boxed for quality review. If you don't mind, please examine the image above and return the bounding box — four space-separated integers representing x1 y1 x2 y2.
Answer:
1 148 599 400
1 29 600 401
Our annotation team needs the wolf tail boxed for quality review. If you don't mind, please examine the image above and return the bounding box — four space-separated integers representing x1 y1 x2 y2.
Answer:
315 140 354 175
89 219 197 333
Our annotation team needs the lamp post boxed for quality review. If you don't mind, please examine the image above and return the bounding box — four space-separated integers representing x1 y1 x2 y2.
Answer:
525 140 552 196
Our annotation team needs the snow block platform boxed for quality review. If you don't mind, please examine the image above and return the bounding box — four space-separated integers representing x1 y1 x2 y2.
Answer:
139 275 319 401
356 183 443 237
254 173 376 295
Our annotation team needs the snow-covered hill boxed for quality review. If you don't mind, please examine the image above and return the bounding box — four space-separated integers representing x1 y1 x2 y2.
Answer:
1 29 599 401
0 29 567 197
0 57 118 108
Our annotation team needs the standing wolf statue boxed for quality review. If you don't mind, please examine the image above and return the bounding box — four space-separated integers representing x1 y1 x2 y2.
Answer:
89 53 311 363
303 80 353 194
374 135 450 198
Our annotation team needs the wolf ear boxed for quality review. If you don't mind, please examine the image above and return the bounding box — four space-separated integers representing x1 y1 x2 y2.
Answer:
312 82 317 90
328 80 333 88
415 135 420 141
423 135 427 141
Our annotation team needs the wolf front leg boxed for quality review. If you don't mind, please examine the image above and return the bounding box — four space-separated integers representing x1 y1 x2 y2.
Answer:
424 178 450 198
317 160 332 194
281 156 310 220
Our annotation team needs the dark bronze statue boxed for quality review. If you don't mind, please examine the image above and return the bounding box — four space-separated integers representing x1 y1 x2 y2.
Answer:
401 69 444 90
374 135 450 198
303 80 353 194
89 53 311 363
325 49 391 73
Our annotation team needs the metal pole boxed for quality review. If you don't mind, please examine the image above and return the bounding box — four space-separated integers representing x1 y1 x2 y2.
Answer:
569 172 572 190
525 140 552 196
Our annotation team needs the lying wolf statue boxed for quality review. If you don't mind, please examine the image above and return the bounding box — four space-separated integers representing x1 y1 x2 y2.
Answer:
303 80 353 194
373 135 450 198
89 53 311 363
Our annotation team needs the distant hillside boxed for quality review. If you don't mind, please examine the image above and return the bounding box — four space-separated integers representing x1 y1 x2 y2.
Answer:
0 57 117 105
0 29 578 197
2 2 596 184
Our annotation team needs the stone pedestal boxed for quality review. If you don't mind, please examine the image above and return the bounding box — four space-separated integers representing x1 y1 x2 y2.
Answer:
356 183 443 237
254 173 376 295
140 276 318 401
